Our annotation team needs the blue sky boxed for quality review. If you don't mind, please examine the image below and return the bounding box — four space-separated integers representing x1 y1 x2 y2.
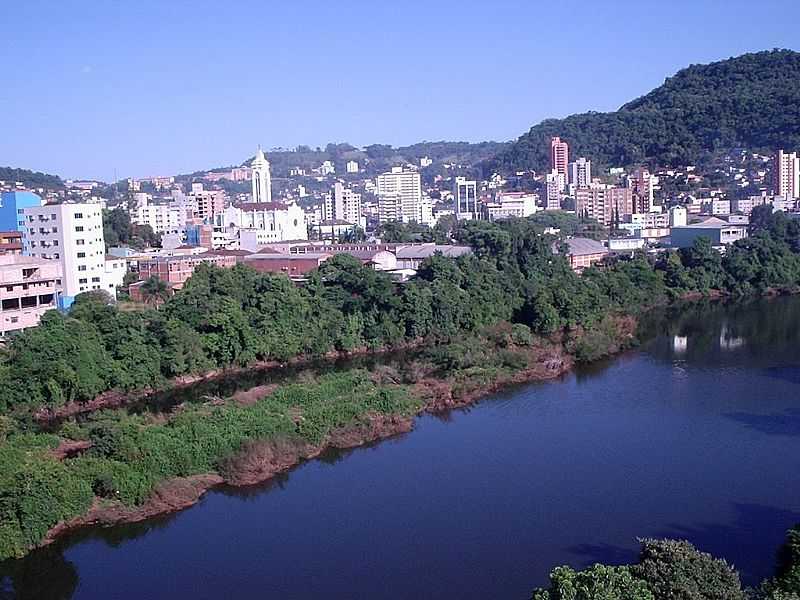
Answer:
1 0 799 181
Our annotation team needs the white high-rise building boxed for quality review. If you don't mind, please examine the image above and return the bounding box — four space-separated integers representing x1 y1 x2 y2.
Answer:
454 177 479 220
251 147 272 204
776 150 800 199
545 170 565 210
323 182 363 226
22 203 119 307
346 160 359 174
569 158 592 188
376 167 424 223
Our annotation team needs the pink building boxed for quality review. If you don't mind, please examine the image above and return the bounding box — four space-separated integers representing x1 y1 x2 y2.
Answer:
0 254 62 335
136 253 237 290
550 137 569 177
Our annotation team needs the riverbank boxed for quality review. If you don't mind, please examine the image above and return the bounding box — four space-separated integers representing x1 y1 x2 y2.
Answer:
7 316 636 559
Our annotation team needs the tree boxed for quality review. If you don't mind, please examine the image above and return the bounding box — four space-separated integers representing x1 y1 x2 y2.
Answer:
139 276 170 309
631 539 746 600
532 564 654 600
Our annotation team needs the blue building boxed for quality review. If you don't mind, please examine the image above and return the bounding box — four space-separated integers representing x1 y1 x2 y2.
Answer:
0 191 42 233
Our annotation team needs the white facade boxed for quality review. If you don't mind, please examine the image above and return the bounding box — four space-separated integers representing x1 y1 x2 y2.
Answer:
251 147 272 204
323 182 363 226
454 177 479 220
131 195 184 235
319 160 335 176
420 156 433 168
569 158 592 188
776 150 800 199
545 170 565 210
376 167 425 223
346 160 359 174
669 206 688 227
23 203 118 304
710 199 731 216
484 192 539 221
219 202 308 246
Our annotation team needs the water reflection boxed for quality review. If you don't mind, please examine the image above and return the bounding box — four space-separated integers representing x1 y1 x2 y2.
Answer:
641 296 800 368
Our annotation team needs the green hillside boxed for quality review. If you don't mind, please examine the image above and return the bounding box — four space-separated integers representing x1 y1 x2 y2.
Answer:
489 49 800 173
0 166 63 190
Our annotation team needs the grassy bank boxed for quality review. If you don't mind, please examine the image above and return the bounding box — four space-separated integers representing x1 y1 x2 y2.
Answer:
0 317 635 561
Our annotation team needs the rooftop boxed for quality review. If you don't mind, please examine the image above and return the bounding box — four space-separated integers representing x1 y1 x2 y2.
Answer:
679 217 745 229
558 237 609 256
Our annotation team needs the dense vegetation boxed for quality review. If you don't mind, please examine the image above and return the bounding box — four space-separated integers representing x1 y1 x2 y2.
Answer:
0 166 63 190
102 207 159 250
490 50 800 173
533 532 800 599
1 208 799 414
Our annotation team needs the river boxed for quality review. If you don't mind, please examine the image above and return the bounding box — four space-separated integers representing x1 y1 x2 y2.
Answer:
3 297 800 599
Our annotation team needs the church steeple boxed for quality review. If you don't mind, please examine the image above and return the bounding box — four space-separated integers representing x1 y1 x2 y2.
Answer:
251 146 271 204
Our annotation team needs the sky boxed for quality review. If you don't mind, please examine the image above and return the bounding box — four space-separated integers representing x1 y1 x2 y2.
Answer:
1 0 799 181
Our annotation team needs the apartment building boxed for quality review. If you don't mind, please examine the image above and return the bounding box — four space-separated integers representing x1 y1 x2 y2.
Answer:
483 192 538 221
627 167 656 212
776 150 800 198
0 191 41 232
569 158 592 188
22 203 115 307
323 182 363 226
131 195 184 235
0 231 23 255
575 185 635 226
545 170 566 210
376 167 424 224
0 254 62 335
550 137 569 177
454 177 479 220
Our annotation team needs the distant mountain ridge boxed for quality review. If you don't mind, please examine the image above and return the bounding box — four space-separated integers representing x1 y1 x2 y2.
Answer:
489 49 800 174
0 167 63 190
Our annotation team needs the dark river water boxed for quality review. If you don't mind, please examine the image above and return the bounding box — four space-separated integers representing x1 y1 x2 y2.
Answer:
3 297 800 600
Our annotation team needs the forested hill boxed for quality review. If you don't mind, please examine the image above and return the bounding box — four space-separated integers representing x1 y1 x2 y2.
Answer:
488 49 800 174
0 166 64 189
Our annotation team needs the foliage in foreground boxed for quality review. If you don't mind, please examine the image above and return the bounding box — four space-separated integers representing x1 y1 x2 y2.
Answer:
533 532 800 600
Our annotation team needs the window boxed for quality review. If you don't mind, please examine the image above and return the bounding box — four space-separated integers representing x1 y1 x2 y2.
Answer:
77 252 85 258
76 239 84 245
16 208 23 214
53 253 59 259
50 214 56 220
75 226 84 232
52 227 58 233
10 317 18 324
53 240 58 246
74 212 83 219
91 277 100 283
79 278 87 284
78 265 86 271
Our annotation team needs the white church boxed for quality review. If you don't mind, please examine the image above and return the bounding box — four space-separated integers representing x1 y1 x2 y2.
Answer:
216 147 308 251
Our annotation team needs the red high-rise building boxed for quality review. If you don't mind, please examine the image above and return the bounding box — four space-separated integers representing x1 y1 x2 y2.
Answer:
550 136 569 177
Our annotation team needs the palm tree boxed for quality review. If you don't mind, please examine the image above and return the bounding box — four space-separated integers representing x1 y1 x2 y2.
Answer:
140 276 170 309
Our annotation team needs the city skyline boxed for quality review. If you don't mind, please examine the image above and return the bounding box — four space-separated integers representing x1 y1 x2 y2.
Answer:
2 0 800 180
